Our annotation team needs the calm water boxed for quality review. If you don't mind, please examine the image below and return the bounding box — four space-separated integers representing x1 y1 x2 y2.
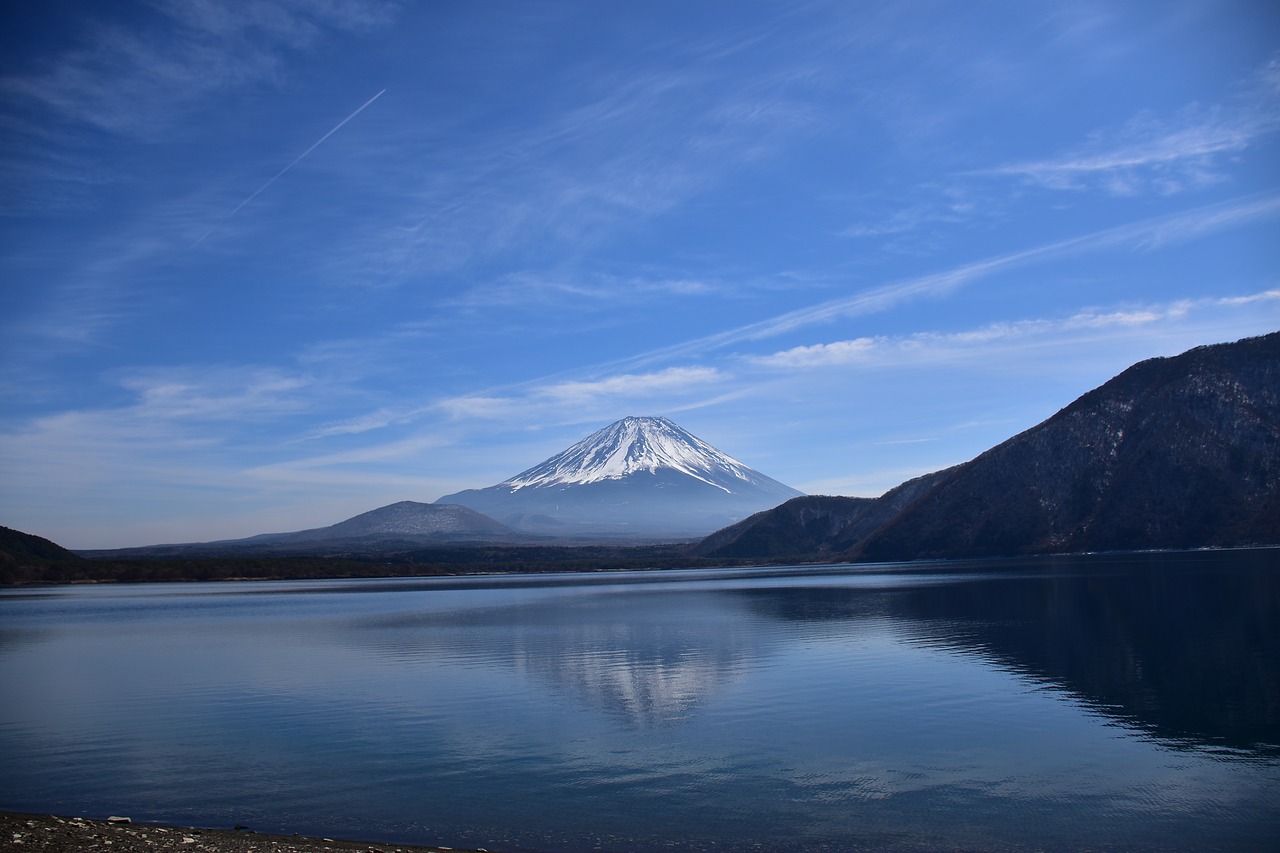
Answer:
1 550 1278 852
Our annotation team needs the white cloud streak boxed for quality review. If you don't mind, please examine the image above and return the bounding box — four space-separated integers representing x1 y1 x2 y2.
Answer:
244 434 451 484
1 1 394 138
750 290 1280 370
359 194 1280 440
981 121 1256 194
304 406 426 439
436 366 728 423
538 366 726 406
333 39 829 285
607 192 1280 371
113 368 315 420
0 365 321 483
444 271 727 312
972 54 1280 195
191 88 386 247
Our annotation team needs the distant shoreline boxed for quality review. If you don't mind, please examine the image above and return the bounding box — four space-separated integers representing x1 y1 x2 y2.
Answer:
4 543 1277 587
0 541 757 586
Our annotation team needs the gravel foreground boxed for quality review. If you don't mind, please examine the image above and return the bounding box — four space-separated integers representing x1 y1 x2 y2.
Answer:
0 813 492 853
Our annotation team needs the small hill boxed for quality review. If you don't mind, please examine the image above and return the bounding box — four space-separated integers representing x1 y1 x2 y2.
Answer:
272 500 515 544
0 525 86 584
1 524 83 566
695 468 953 560
80 501 525 559
695 495 876 560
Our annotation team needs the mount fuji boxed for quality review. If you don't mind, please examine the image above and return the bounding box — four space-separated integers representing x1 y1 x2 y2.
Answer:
435 416 804 539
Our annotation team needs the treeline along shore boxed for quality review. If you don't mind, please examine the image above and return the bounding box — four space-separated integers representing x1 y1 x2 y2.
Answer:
0 526 757 585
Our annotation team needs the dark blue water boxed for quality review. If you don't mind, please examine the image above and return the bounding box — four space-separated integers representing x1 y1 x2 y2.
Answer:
1 550 1278 852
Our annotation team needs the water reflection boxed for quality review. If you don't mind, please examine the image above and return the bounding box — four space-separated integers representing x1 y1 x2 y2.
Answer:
336 552 1280 749
731 550 1280 756
506 599 763 727
349 588 770 726
2 551 1278 851
897 553 1280 755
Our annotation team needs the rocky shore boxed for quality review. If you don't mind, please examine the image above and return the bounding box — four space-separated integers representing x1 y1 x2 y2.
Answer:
0 814 488 853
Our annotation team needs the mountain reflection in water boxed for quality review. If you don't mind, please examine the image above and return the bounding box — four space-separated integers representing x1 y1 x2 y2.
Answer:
350 588 768 727
729 549 1280 755
344 549 1278 750
2 550 1277 852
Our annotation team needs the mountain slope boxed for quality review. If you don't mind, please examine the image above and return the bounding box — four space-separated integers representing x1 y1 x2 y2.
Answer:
854 333 1280 560
696 333 1280 561
695 468 954 559
437 416 803 538
1 524 83 564
1 525 85 582
694 496 875 559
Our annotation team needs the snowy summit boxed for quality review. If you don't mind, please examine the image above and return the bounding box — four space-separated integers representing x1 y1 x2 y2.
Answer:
437 416 802 539
504 416 772 493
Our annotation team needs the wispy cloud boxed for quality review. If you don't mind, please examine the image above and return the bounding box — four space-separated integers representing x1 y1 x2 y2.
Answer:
331 40 828 285
436 366 728 423
0 369 316 508
604 192 1280 371
0 1 398 229
113 367 316 421
274 192 1280 447
0 228 183 366
750 290 1280 370
366 194 1280 442
971 54 1280 195
979 115 1259 195
443 270 736 313
304 406 426 440
1 1 395 138
244 434 452 485
537 366 726 406
841 197 977 240
0 364 323 472
0 386 448 548
0 361 365 519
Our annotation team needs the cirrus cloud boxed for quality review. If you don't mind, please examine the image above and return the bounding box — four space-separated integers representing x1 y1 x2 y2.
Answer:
436 366 728 423
750 290 1280 370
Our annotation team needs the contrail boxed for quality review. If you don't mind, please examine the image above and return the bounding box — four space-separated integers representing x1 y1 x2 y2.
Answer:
192 88 387 247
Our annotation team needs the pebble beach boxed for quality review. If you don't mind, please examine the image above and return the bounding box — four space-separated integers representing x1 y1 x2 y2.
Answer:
0 813 486 853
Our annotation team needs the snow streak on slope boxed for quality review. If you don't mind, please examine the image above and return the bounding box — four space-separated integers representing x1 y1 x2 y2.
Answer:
502 416 771 493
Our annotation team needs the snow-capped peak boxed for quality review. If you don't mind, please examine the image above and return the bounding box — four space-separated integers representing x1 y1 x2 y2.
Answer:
502 416 769 493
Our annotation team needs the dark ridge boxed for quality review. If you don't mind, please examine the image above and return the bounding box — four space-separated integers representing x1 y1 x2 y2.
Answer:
694 332 1280 563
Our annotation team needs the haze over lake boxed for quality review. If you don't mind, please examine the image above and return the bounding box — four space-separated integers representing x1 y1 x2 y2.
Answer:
2 550 1277 852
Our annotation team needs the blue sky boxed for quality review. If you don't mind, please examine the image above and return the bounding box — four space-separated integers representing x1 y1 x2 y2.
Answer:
2 1 1278 549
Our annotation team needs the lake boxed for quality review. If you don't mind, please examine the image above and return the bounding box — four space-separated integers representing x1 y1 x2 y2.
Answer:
1 549 1278 852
